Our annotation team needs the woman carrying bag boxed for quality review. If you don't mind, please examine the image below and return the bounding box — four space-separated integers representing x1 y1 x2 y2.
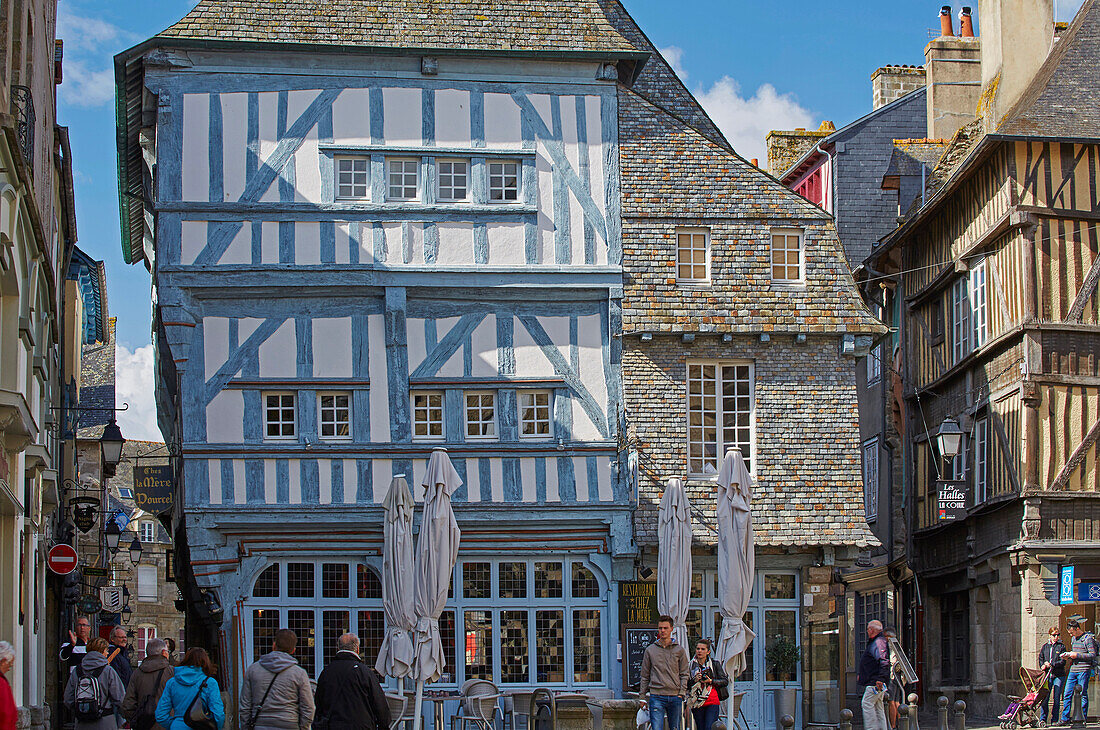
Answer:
155 648 225 730
687 639 729 730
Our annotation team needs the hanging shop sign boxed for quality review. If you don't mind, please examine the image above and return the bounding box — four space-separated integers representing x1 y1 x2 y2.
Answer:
100 586 125 613
70 496 100 533
1077 582 1100 602
618 580 659 625
77 594 101 614
83 566 108 578
133 465 173 514
1061 565 1076 605
936 480 967 521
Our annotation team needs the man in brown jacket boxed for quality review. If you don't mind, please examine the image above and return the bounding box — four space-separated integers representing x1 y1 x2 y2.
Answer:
121 638 174 730
641 615 689 730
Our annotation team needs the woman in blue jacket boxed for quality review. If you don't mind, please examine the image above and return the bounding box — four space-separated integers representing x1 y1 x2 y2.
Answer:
156 648 225 730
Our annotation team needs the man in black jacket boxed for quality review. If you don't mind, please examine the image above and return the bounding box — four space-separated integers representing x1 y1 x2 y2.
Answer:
1039 626 1067 724
857 620 890 730
314 633 391 730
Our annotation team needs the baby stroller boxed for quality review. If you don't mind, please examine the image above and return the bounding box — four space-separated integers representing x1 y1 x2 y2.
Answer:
998 667 1051 728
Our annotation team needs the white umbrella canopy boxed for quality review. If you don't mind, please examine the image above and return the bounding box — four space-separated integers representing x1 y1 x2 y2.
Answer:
412 448 462 730
716 447 756 678
376 476 416 678
657 477 693 651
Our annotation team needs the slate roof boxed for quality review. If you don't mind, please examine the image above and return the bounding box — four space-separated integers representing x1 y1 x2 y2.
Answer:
156 0 643 57
998 0 1100 138
884 138 950 180
67 246 109 346
77 317 117 439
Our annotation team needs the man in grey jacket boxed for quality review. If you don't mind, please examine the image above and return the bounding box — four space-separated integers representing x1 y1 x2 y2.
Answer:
240 629 315 730
641 615 689 730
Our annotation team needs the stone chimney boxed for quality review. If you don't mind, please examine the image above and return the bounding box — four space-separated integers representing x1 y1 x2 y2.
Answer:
924 5 982 140
871 65 927 110
765 121 836 177
976 0 1053 128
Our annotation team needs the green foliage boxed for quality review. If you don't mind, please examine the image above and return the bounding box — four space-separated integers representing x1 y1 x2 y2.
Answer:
765 635 802 688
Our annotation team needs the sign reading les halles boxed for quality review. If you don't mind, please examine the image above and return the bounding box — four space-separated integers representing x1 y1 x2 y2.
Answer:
133 465 173 514
937 480 967 521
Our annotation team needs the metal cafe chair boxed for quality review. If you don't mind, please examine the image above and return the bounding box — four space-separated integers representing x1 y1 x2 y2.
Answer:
451 679 502 730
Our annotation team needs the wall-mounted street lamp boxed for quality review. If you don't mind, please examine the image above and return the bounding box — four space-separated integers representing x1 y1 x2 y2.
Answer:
100 417 126 472
105 521 122 551
937 416 964 460
121 604 132 620
128 537 142 564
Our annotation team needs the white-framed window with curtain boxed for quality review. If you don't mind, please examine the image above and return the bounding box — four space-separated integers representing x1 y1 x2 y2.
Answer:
686 361 754 476
952 277 970 364
970 258 988 348
862 438 879 521
137 565 159 601
135 625 157 656
139 521 155 544
974 416 989 504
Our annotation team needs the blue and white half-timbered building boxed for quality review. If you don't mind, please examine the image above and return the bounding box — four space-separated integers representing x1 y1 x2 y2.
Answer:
116 0 654 701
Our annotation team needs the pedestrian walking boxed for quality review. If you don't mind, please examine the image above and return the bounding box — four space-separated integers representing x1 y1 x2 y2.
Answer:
60 616 93 677
0 641 17 730
239 629 314 730
154 648 224 730
121 638 175 730
1059 619 1098 724
640 615 689 730
1039 626 1067 724
63 637 126 730
857 620 890 730
313 634 390 730
107 627 134 688
687 639 728 730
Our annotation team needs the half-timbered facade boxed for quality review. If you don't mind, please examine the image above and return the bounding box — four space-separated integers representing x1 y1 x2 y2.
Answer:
866 0 1100 716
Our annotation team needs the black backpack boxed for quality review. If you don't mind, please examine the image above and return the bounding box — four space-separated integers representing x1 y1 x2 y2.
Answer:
130 669 166 730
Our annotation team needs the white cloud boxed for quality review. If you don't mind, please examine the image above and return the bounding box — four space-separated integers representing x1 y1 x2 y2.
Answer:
60 60 115 108
693 76 816 163
659 45 688 82
56 2 138 108
57 3 137 53
115 344 163 442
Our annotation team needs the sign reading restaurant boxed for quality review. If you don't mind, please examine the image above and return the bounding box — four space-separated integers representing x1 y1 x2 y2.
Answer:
133 465 174 514
618 580 659 625
937 480 967 521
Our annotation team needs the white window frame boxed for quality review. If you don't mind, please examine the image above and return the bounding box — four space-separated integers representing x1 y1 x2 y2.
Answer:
488 160 520 203
952 277 970 364
970 258 988 348
676 228 710 284
686 361 755 477
386 158 420 201
137 565 159 602
334 156 369 200
518 390 553 439
436 158 470 202
263 391 297 441
135 625 157 656
411 391 445 441
862 438 879 522
318 392 352 440
867 344 882 385
974 416 989 504
139 521 155 544
770 228 805 284
117 487 134 500
465 391 497 440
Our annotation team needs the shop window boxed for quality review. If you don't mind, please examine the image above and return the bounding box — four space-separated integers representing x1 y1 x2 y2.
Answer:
572 610 602 682
765 610 798 682
535 610 565 683
287 610 316 676
252 610 279 661
687 609 703 646
322 610 350 667
463 562 491 599
855 591 889 635
690 572 703 600
287 563 314 598
322 563 349 599
358 610 385 667
535 562 563 598
357 564 382 599
764 574 797 600
499 562 527 599
253 565 279 598
500 610 529 683
464 610 494 680
440 610 457 682
571 564 600 598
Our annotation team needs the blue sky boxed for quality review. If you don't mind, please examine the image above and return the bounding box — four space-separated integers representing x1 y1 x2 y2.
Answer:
55 0 1087 439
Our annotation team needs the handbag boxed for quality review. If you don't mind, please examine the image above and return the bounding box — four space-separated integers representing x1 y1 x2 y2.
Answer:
184 677 218 730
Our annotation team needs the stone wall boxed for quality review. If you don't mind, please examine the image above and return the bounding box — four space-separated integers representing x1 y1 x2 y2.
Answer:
765 122 836 176
871 66 926 110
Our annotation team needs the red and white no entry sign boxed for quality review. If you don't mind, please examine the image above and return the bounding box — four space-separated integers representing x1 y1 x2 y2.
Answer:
47 544 79 575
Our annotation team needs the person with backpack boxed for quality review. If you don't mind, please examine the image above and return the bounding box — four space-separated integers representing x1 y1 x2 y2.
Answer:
121 639 174 730
154 648 224 730
313 633 390 730
239 629 313 730
63 637 126 730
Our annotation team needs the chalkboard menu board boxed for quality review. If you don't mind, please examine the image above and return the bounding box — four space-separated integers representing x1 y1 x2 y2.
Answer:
622 624 660 690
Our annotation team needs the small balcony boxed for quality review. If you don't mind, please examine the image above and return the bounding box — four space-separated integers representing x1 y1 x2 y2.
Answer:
10 84 34 169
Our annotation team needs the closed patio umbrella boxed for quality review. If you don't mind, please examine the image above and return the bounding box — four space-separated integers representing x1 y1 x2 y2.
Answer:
412 448 462 730
716 447 756 678
376 475 416 679
657 476 693 651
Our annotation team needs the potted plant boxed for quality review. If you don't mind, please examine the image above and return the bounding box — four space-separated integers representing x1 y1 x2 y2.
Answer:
766 634 802 730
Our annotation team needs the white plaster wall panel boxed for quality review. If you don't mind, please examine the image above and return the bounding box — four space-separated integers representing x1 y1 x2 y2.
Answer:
587 95 608 218
342 459 356 503
382 88 422 146
264 460 276 504
435 89 471 147
569 186 588 265
484 93 521 147
318 459 332 504
294 127 322 203
181 221 206 266
182 94 209 202
434 317 463 377
335 222 352 265
203 317 229 379
296 222 321 265
406 317 427 375
233 460 246 505
258 319 296 377
312 317 352 377
536 152 555 264
490 458 504 502
260 221 280 263
541 316 572 367
512 317 556 378
570 315 607 441
436 223 474 265
487 224 525 265
560 95 581 166
520 458 537 502
410 459 429 502
208 461 221 505
367 314 390 440
529 94 553 136
218 224 251 265
257 91 281 204
470 315 498 376
206 390 244 443
374 459 392 503
239 317 262 343
545 458 560 501
288 461 301 504
408 223 425 265
222 92 249 201
573 456 589 501
466 458 480 503
359 222 377 265
596 458 612 501
331 88 371 145
382 223 403 265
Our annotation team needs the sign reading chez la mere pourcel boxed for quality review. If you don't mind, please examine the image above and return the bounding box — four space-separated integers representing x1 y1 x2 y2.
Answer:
133 465 173 514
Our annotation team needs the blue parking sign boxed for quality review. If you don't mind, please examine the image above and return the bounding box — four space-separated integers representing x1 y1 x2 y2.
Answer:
1061 565 1076 605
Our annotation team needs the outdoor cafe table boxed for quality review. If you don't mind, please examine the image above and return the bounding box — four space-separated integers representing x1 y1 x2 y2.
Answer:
403 690 462 730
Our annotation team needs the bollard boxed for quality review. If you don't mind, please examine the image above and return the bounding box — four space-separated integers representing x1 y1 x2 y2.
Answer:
714 724 727 730
909 693 920 730
1072 684 1085 726
953 700 966 730
937 696 949 730
840 708 853 730
781 714 795 730
898 703 910 730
